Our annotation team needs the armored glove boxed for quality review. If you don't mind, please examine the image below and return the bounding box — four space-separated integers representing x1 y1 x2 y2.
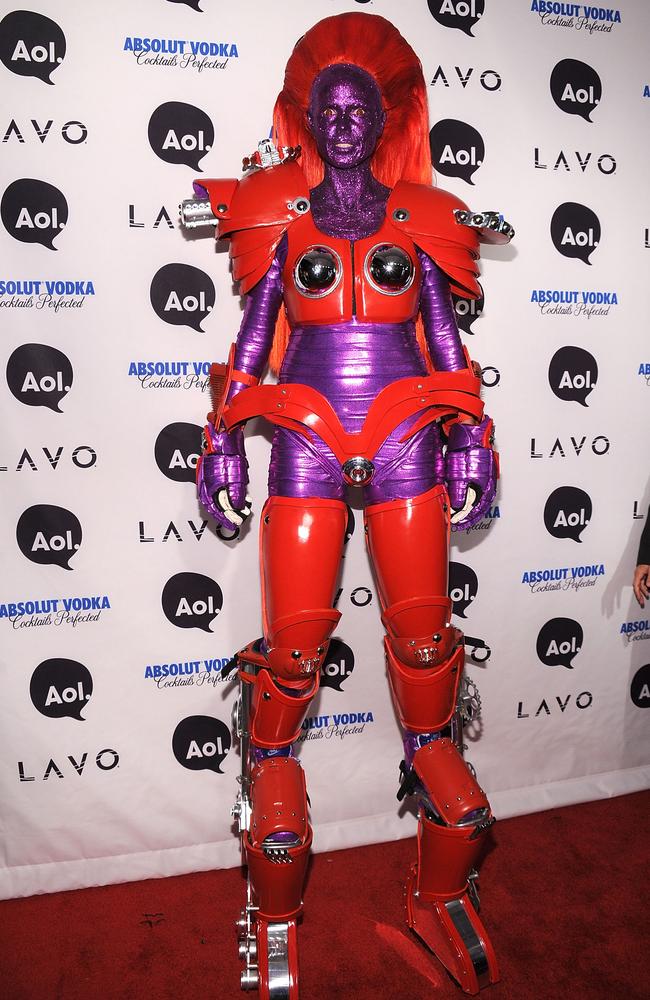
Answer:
197 422 252 532
445 416 498 531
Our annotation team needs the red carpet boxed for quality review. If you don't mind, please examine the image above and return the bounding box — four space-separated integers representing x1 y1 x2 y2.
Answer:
1 792 648 1000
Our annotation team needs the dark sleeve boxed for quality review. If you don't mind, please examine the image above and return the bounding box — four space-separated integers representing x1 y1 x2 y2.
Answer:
637 507 650 565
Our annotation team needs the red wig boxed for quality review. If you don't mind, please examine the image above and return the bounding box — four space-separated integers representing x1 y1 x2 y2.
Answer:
269 13 433 372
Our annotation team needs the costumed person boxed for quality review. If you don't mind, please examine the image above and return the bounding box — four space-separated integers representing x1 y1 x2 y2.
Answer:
180 12 512 998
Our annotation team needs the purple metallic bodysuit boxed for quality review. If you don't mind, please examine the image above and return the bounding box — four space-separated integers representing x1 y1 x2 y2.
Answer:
233 238 464 504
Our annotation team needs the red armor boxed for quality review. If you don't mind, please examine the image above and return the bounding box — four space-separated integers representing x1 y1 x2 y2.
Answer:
196 163 482 301
189 137 508 997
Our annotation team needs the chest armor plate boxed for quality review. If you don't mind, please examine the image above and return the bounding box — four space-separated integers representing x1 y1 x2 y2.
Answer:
282 212 422 326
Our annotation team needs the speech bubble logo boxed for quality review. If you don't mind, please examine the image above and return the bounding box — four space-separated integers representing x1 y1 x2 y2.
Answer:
6 342 73 412
1 178 68 250
0 11 66 85
550 59 602 122
172 715 231 773
167 0 204 10
320 638 355 692
536 618 583 669
16 504 82 570
453 283 484 335
550 202 600 265
430 119 485 185
449 561 478 618
30 658 93 720
548 346 598 407
148 102 214 171
154 422 202 483
150 263 215 333
427 0 485 36
543 486 592 543
630 664 650 709
161 572 223 632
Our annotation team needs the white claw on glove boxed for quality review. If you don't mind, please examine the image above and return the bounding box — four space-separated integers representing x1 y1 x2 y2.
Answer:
216 490 253 526
450 485 479 525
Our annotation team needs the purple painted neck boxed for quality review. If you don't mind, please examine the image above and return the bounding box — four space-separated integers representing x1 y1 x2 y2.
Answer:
309 172 389 240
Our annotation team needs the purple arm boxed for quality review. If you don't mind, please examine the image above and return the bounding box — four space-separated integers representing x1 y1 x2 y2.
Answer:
416 250 497 530
417 249 467 372
198 250 284 529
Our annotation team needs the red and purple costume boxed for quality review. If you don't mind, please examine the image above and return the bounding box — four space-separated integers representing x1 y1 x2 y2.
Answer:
183 13 512 998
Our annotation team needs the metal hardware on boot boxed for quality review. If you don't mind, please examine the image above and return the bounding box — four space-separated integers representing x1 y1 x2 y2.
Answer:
238 934 258 962
415 646 439 664
445 898 491 989
467 868 481 912
456 806 490 829
262 832 300 864
240 966 260 990
179 198 218 229
266 922 293 996
342 456 375 486
459 676 482 725
469 815 496 840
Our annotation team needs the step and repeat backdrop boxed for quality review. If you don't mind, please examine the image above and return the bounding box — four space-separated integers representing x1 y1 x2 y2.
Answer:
1 0 649 899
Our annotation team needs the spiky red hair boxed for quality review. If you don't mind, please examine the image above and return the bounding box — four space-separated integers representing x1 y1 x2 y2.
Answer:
269 13 433 372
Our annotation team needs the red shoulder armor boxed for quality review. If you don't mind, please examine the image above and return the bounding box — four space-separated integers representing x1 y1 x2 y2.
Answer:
387 182 481 299
196 161 310 294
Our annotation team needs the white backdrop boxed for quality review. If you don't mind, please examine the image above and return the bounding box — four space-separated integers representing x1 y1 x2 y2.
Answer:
1 0 649 900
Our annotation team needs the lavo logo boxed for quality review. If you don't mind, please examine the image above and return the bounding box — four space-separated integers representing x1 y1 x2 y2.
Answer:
453 284 484 335
161 572 223 632
543 486 592 542
517 691 593 718
150 263 215 332
2 119 87 144
154 423 202 482
0 445 97 473
128 202 176 230
172 715 231 772
0 11 66 85
429 120 485 185
530 434 609 459
550 59 602 120
427 0 485 36
6 343 73 411
536 618 583 669
16 504 82 569
148 102 214 171
18 748 119 781
431 66 501 91
30 658 93 720
449 562 478 618
548 346 598 405
550 203 601 264
1 178 68 250
534 149 615 175
320 638 355 692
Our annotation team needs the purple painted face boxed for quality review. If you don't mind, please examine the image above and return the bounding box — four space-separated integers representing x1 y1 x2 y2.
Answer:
307 63 385 169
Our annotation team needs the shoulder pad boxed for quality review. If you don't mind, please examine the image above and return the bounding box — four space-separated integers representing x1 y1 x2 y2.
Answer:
196 160 309 293
387 182 481 299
